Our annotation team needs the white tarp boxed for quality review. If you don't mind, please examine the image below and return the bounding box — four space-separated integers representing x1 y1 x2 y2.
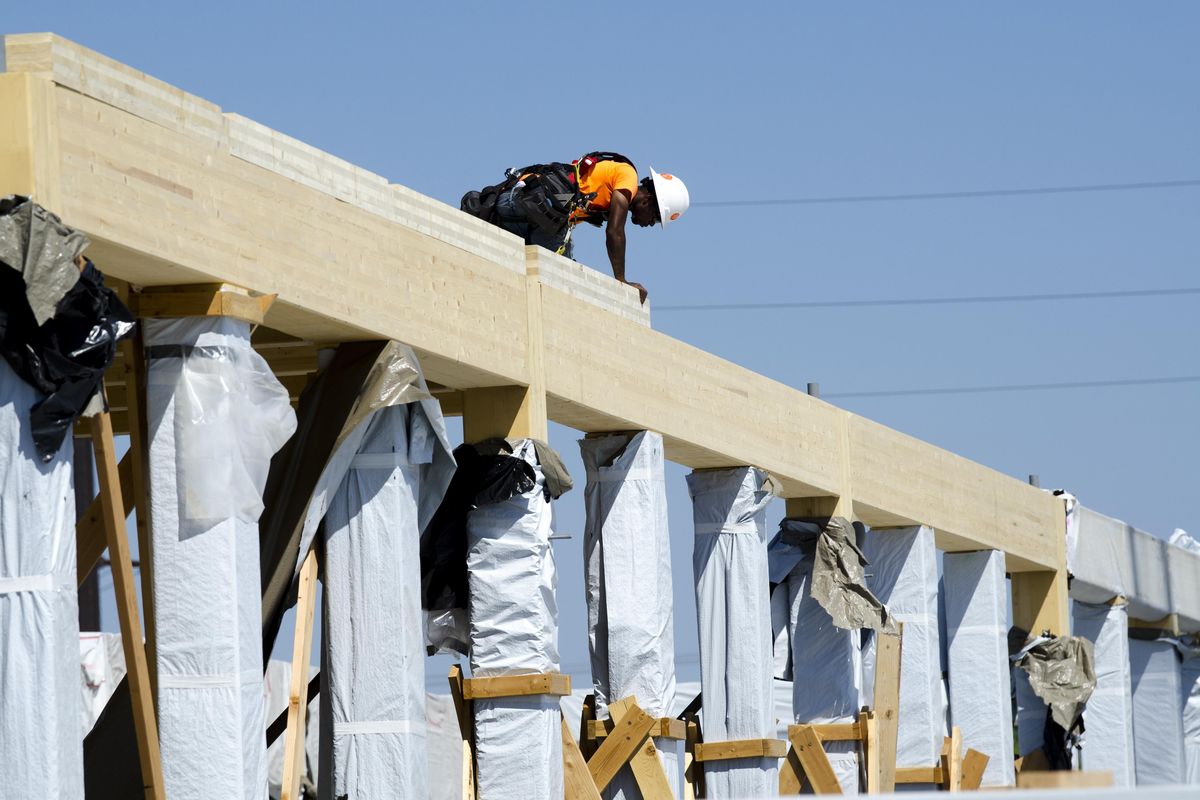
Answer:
581 431 680 799
1012 663 1045 757
319 399 453 799
1129 637 1186 785
861 526 946 769
1181 640 1200 784
147 317 296 800
687 466 777 798
80 632 126 735
769 521 862 793
469 438 562 800
1072 601 1135 787
0 358 82 797
943 550 1014 787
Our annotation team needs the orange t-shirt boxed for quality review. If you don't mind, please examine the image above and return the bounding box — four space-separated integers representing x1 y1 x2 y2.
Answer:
573 160 638 221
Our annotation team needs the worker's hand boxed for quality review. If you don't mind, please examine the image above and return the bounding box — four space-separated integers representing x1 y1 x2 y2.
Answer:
625 281 648 305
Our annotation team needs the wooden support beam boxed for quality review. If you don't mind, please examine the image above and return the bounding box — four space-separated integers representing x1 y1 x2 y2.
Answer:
786 725 842 795
586 704 656 793
76 449 133 585
895 766 942 784
461 672 570 700
941 726 962 791
1016 770 1114 789
579 693 599 761
693 737 788 762
608 697 674 800
448 666 476 800
131 283 275 325
561 714 602 800
683 719 702 800
587 716 688 741
1010 497 1069 636
871 627 902 794
862 711 879 795
960 749 989 791
280 548 318 800
89 410 165 800
1128 612 1181 636
808 722 862 742
779 742 805 796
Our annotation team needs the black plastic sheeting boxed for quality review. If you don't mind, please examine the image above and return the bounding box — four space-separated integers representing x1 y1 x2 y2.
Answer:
0 197 133 461
420 437 570 656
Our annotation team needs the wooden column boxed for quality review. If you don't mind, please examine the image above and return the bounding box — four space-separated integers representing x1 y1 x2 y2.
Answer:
89 410 165 800
280 548 318 800
1011 499 1070 636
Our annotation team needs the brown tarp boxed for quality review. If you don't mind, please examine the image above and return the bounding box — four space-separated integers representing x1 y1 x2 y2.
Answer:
793 516 898 634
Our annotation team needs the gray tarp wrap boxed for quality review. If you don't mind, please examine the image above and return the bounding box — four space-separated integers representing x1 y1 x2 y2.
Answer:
943 550 1014 787
862 526 946 768
769 519 863 793
1181 637 1200 784
318 387 454 799
581 431 682 799
469 438 563 800
146 317 297 800
0 358 82 797
1073 601 1136 787
1013 634 1096 733
808 516 897 634
0 196 89 325
688 467 778 799
1129 637 1186 785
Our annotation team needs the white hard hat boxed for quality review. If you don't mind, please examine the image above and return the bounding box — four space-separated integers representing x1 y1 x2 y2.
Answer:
650 167 690 228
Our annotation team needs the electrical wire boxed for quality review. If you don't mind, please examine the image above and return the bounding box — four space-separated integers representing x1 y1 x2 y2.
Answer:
691 178 1200 208
825 375 1200 399
655 286 1200 312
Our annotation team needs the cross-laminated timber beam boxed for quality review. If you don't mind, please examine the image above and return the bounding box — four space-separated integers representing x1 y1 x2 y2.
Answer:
2 32 1062 571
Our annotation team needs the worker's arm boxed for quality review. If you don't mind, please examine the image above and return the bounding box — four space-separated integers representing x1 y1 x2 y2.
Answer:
606 189 647 304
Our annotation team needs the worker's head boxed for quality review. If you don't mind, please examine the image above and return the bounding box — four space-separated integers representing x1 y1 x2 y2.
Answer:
630 179 660 227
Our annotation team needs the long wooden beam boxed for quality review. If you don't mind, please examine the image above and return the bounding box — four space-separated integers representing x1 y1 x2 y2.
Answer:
1 33 1064 570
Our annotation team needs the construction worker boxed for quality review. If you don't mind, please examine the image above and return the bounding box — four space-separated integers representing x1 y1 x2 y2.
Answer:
463 153 690 304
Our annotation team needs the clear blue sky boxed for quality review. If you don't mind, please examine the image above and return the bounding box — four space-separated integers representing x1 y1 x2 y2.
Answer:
14 3 1197 684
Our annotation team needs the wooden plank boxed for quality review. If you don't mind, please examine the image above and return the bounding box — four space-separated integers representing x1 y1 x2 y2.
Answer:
462 386 542 443
561 714 602 800
579 693 598 761
895 766 942 784
586 705 656 793
788 724 842 795
280 548 318 800
872 627 902 794
448 666 476 800
76 449 132 586
1016 770 1113 789
805 722 862 742
119 332 155 696
863 711 880 795
89 410 165 800
132 283 275 325
960 749 989 791
608 697 673 800
461 672 570 700
779 742 805 796
693 737 788 762
683 719 702 800
588 716 687 741
944 726 962 791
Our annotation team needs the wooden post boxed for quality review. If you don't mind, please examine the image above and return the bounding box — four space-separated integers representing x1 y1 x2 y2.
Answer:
1011 498 1069 637
608 697 674 800
448 666 476 800
788 724 842 794
120 330 156 696
960 749 989 791
562 714 602 800
863 711 880 795
89 410 165 800
871 625 902 794
683 719 702 800
280 548 318 800
76 450 133 585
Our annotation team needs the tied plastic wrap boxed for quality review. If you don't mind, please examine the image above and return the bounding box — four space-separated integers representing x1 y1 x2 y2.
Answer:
0 197 134 461
1073 601 1136 786
803 516 897 634
1013 634 1096 733
1181 636 1200 784
148 340 296 538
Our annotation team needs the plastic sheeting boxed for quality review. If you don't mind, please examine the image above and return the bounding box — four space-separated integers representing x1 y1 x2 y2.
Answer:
0 357 83 797
769 520 862 793
943 550 1014 787
469 438 563 800
147 317 296 800
80 632 126 736
319 400 454 799
688 466 777 798
1181 638 1200 785
861 526 946 769
581 431 680 799
1073 602 1135 787
1129 637 1186 785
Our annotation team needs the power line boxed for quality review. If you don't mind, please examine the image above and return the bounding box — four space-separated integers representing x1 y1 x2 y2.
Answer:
692 178 1200 208
656 286 1200 312
826 375 1200 399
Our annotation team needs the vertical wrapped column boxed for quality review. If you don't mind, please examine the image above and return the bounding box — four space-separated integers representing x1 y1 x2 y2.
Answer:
943 551 1014 787
687 467 776 798
1182 640 1200 784
1129 637 1186 785
146 317 296 800
862 526 946 768
770 521 862 793
0 359 82 798
469 439 562 800
319 400 453 799
1072 601 1135 786
581 431 680 798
